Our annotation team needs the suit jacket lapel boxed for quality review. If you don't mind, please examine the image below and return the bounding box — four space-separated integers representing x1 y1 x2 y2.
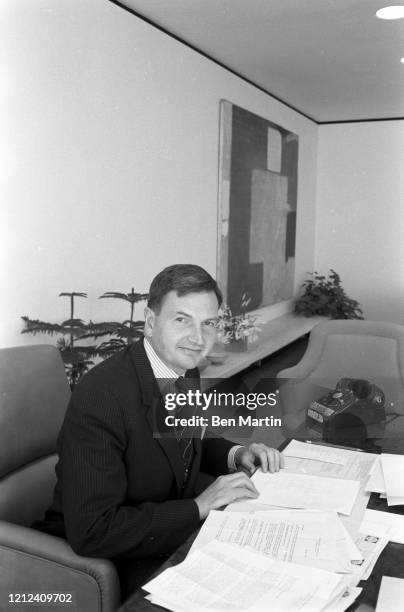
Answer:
129 340 185 493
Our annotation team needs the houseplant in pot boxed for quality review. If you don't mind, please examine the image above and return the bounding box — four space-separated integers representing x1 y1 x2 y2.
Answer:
294 269 364 319
21 292 97 388
84 288 148 358
216 293 261 352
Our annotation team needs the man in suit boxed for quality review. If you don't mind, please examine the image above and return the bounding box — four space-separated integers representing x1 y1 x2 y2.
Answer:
39 264 283 596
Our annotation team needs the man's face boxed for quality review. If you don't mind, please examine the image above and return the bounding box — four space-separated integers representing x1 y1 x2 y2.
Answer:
144 290 219 374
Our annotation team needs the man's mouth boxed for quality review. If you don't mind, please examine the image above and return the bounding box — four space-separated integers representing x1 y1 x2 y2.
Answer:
180 347 203 354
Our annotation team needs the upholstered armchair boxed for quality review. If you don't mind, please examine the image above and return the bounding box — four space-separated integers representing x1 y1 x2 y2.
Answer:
0 345 120 611
277 320 404 438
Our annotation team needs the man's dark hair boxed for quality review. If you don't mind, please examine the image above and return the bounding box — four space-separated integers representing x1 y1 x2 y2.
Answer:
147 264 223 313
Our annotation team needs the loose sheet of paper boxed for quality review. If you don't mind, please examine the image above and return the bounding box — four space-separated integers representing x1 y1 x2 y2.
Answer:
283 443 377 485
283 440 348 465
339 487 371 539
227 444 374 530
380 454 404 505
366 457 386 494
143 539 347 612
225 500 284 513
190 509 361 573
250 469 360 515
280 441 376 531
360 508 404 545
322 587 362 612
349 533 389 582
376 576 404 612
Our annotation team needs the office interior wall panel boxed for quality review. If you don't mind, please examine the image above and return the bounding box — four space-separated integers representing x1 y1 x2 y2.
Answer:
315 122 404 324
0 0 317 348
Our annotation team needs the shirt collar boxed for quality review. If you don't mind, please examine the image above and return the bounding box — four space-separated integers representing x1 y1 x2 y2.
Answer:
143 337 184 379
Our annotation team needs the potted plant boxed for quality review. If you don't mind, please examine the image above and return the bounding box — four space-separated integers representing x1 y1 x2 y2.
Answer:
21 287 149 387
294 269 364 319
21 292 98 388
84 288 148 358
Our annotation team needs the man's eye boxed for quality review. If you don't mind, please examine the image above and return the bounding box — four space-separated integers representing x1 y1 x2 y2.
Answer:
205 320 217 328
175 317 186 323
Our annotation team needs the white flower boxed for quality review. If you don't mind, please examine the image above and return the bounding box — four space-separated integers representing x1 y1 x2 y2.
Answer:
216 301 261 345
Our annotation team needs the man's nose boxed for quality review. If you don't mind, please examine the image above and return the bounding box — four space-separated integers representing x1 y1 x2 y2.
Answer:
188 324 204 345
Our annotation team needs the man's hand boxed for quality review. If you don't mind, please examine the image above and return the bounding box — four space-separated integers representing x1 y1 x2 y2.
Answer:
195 472 259 520
235 443 284 475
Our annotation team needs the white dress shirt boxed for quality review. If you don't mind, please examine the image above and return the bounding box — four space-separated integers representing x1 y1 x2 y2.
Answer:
143 338 242 471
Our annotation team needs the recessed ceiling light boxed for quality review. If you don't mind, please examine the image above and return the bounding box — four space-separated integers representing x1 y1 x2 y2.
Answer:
376 6 404 19
401 57 404 63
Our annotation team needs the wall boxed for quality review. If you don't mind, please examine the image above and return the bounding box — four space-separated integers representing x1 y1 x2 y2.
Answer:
0 0 318 348
316 121 404 323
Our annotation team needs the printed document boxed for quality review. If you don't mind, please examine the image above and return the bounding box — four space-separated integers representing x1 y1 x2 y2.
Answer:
283 441 377 484
190 509 362 573
283 440 348 465
143 539 348 612
250 469 360 515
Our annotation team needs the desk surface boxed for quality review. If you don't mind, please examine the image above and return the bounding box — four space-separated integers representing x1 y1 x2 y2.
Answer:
120 514 404 612
120 431 404 612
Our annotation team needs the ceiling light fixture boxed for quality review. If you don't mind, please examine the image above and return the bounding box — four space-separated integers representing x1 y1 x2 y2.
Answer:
376 6 404 19
400 57 404 63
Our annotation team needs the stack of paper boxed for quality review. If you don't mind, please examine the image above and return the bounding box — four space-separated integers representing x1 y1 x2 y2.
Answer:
225 440 380 538
249 470 360 515
142 441 394 611
282 441 379 536
143 540 354 612
283 440 349 465
366 454 404 505
360 508 404 545
282 440 378 485
349 532 388 582
190 510 363 573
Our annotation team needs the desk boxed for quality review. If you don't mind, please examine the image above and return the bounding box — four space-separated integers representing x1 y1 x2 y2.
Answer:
119 533 199 612
119 432 404 612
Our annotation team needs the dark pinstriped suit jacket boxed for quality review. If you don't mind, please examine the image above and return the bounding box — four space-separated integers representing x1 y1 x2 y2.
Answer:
42 340 234 561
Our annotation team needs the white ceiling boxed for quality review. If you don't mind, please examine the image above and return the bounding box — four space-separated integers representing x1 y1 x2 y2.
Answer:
112 0 404 123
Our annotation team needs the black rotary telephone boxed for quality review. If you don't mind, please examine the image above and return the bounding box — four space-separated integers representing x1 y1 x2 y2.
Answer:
306 378 386 441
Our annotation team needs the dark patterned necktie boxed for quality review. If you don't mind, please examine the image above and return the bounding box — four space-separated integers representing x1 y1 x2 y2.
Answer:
174 369 199 488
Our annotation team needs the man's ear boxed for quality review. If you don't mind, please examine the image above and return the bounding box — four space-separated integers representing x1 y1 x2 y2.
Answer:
144 306 155 338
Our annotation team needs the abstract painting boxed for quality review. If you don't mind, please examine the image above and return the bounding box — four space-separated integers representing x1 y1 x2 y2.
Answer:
217 100 299 313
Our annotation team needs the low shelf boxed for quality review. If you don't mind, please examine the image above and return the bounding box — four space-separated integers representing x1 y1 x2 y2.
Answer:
203 313 325 379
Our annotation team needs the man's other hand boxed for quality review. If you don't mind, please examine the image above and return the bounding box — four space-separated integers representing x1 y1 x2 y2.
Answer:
195 472 258 520
235 443 284 475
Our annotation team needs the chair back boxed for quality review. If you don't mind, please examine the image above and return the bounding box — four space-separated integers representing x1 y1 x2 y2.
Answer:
278 320 404 435
0 345 70 526
302 320 404 380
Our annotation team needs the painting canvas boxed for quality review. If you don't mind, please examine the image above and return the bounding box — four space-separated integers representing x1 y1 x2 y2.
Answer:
217 100 299 313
